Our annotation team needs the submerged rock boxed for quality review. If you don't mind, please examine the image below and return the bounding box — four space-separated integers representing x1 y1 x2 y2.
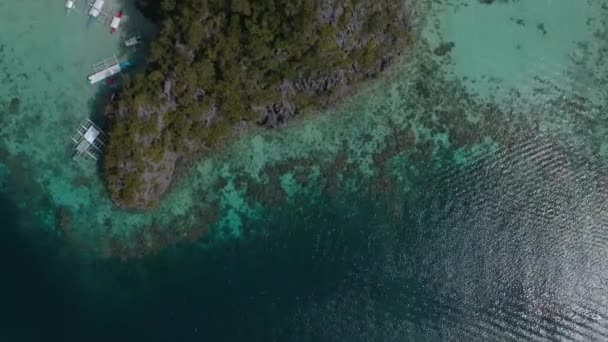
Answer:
433 42 455 56
9 97 20 114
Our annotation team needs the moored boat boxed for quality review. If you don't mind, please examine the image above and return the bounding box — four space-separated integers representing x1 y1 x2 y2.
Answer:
124 35 142 47
65 0 75 15
110 10 123 34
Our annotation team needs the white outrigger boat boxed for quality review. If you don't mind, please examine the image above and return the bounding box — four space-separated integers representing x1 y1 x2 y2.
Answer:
87 55 134 85
72 119 105 160
65 0 76 15
124 35 142 48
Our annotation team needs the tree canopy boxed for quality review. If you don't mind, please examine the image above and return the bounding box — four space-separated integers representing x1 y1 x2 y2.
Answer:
104 0 412 208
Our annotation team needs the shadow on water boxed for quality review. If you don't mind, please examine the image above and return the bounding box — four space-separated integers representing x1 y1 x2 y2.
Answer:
84 0 157 176
84 86 114 178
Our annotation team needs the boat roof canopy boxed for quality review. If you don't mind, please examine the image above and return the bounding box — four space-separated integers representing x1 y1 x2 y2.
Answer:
84 126 100 143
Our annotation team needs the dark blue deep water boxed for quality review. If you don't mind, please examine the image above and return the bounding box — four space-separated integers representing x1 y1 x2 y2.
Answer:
3 137 608 341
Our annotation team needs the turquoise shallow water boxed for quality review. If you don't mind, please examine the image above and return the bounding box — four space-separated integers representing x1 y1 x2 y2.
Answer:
2 0 608 340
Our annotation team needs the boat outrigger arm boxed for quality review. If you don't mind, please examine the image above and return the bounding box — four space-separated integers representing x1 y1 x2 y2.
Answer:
89 0 105 17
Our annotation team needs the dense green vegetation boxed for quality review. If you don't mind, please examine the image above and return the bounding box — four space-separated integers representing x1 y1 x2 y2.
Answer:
104 0 412 207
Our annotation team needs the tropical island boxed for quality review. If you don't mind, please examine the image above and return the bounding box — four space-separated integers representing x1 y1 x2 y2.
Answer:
104 0 413 209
